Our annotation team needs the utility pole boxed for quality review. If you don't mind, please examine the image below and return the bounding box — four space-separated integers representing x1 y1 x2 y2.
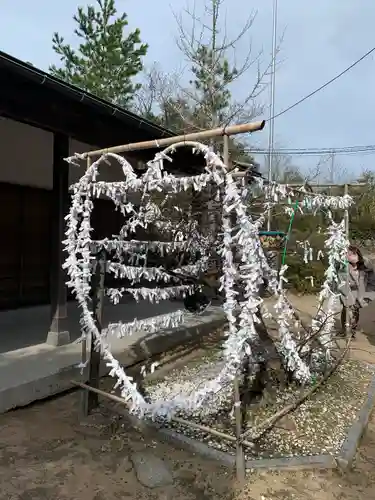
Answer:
330 152 335 183
329 151 335 195
267 0 278 231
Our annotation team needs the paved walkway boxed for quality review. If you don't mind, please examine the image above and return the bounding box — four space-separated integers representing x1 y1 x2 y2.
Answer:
1 293 375 415
285 294 375 363
347 303 375 364
0 299 181 353
0 305 226 414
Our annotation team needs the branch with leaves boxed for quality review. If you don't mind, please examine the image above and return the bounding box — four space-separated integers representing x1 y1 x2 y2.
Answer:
50 0 148 107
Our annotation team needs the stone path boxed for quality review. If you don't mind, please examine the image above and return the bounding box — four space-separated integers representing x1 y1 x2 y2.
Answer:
276 294 375 363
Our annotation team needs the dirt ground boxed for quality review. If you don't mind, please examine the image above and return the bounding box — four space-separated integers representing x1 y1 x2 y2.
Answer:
2 299 375 500
0 391 236 500
1 384 375 500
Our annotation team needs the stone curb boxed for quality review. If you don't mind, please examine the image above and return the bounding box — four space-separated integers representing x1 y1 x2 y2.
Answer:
111 309 226 373
0 307 226 414
123 413 236 467
122 365 375 473
246 454 336 471
336 368 375 470
125 413 337 471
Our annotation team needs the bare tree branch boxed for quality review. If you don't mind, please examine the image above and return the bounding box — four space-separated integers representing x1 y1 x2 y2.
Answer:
168 0 282 131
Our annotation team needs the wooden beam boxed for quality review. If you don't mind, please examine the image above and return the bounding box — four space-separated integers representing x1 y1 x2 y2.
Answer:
82 250 106 415
46 132 70 346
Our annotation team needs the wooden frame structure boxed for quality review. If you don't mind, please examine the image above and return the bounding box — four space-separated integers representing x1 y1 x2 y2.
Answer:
70 121 363 483
70 120 264 484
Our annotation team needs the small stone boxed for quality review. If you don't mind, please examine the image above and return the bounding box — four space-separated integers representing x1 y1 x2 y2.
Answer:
131 451 173 488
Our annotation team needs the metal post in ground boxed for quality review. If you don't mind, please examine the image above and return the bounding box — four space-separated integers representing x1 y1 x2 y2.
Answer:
344 183 351 337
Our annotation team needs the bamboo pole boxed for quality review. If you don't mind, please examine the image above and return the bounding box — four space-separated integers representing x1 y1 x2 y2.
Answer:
232 175 366 198
223 133 246 482
83 121 265 158
71 380 255 449
85 251 106 415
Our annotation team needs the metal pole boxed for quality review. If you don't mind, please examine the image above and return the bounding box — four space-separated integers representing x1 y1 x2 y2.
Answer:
234 376 246 483
344 183 350 337
267 0 278 231
329 152 335 195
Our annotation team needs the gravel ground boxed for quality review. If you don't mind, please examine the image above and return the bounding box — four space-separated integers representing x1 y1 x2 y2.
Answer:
2 294 375 499
2 382 375 500
144 350 375 460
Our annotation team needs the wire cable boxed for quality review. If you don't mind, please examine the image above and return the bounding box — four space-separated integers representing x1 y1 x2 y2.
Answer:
243 150 375 157
244 145 375 153
270 46 375 121
239 145 375 156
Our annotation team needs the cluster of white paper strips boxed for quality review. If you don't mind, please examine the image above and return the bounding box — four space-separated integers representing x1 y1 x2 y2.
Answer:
64 142 352 420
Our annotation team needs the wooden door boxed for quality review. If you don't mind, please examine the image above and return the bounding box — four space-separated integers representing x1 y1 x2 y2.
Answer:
21 187 51 305
0 183 51 309
0 184 22 308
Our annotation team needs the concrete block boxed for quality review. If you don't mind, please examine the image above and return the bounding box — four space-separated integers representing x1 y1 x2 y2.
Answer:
46 330 70 346
0 307 226 414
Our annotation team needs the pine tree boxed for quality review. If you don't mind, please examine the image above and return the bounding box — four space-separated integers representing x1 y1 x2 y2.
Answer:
189 45 237 130
171 0 273 130
50 0 148 107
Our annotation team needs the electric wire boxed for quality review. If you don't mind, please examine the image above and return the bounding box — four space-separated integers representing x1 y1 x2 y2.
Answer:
236 144 375 156
241 148 375 157
269 46 375 121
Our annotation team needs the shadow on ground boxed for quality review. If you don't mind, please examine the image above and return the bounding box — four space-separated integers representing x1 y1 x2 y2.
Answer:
2 294 375 499
2 384 375 500
235 409 375 500
0 391 236 500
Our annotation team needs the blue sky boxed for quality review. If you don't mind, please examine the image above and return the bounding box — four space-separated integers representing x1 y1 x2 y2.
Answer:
1 0 375 180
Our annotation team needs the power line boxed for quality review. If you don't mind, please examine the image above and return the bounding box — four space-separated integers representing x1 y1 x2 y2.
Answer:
269 46 375 121
244 150 375 157
246 145 375 152
240 144 375 156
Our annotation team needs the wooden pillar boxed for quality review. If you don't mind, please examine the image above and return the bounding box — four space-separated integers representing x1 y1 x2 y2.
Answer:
46 133 70 346
82 251 106 415
233 376 246 483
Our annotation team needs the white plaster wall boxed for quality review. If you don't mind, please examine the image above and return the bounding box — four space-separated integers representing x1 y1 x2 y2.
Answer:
0 117 53 189
0 117 141 190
